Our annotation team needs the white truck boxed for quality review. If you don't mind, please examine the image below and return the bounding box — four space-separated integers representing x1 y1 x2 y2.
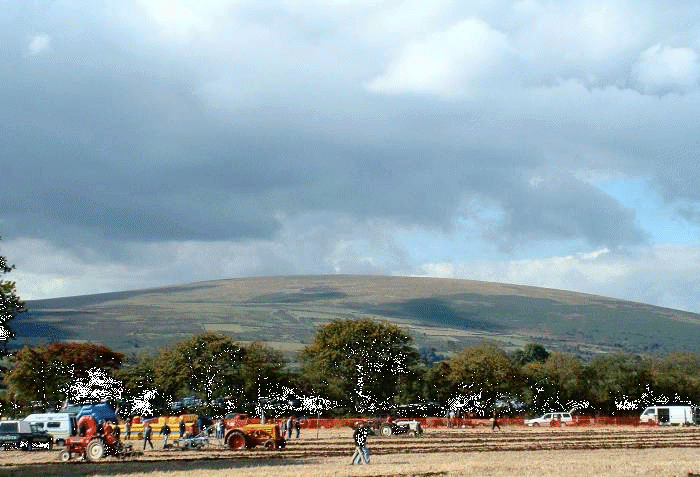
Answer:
640 405 698 425
23 412 77 446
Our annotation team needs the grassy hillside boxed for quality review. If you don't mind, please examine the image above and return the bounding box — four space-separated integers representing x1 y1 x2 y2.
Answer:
12 275 700 359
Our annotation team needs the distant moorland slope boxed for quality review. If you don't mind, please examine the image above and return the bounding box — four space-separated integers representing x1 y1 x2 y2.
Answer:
14 275 700 359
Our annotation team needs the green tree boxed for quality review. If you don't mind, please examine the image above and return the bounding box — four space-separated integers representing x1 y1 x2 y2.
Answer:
444 343 521 414
5 343 125 410
5 347 53 412
299 319 418 413
115 354 167 417
154 332 246 404
512 343 550 366
584 353 652 414
241 341 289 402
0 245 27 350
522 352 583 413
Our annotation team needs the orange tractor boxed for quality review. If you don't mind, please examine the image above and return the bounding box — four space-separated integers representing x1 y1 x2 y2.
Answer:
59 416 139 462
224 414 286 450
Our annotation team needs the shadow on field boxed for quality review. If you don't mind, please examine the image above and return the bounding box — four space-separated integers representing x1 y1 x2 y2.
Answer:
0 457 309 477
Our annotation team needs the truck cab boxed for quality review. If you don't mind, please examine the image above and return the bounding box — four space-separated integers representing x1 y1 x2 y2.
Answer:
0 420 53 450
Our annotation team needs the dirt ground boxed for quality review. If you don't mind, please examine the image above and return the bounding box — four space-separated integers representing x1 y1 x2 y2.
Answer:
2 427 700 477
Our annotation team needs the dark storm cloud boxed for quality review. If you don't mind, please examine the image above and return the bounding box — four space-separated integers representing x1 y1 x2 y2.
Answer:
0 0 682 255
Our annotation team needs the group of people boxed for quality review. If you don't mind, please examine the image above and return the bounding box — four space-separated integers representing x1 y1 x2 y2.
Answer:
281 416 302 439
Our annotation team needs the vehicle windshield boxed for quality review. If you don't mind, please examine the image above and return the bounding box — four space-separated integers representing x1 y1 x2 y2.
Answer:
0 422 18 433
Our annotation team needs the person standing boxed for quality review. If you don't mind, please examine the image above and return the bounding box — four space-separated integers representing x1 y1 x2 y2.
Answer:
491 411 501 431
295 417 301 439
350 423 370 465
218 419 225 441
286 416 293 439
143 423 154 450
179 418 186 438
160 422 171 449
112 420 121 440
125 418 131 440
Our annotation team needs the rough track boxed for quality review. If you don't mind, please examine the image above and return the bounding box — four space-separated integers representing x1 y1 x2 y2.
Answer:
3 427 700 471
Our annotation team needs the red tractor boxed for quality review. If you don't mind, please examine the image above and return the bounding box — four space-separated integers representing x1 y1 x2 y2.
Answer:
59 416 139 462
224 414 286 450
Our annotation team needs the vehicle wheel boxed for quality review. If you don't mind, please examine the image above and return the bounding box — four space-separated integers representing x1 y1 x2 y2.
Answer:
86 439 105 461
380 425 393 437
533 423 540 427
408 430 417 437
59 450 71 462
227 431 247 450
263 439 276 450
279 440 286 449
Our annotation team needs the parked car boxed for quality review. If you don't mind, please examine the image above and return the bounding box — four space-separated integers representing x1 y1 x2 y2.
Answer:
525 412 573 427
0 420 53 450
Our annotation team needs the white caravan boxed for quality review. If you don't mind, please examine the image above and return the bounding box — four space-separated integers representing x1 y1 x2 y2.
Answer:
23 413 77 445
640 406 696 425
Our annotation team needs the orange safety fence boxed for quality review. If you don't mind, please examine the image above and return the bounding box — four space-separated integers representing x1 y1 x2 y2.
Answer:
262 416 652 429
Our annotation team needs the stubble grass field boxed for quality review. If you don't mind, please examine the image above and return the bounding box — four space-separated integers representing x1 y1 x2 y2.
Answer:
2 427 700 477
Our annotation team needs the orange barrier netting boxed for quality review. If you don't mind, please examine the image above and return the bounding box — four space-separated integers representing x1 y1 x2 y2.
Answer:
259 416 652 429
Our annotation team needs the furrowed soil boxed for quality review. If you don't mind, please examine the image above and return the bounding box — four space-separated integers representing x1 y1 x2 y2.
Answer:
2 427 700 477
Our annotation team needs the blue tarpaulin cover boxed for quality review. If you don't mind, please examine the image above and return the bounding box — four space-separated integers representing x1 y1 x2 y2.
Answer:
76 403 118 423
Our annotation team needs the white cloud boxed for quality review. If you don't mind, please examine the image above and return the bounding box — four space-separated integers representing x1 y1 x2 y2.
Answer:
632 44 700 94
366 18 514 97
28 34 51 55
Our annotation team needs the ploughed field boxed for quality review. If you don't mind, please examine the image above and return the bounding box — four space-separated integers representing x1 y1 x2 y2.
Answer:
2 427 700 476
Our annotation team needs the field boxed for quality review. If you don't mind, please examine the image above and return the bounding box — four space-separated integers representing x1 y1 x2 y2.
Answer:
2 427 700 477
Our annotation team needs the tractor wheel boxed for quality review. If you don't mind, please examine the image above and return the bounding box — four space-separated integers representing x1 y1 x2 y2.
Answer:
533 423 540 427
59 450 71 462
227 431 247 450
380 425 393 437
408 430 417 437
279 440 286 449
86 439 105 461
263 439 276 450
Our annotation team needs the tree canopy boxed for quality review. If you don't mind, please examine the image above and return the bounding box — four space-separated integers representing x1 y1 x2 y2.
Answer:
0 244 26 349
4 343 125 410
154 332 246 403
299 318 418 413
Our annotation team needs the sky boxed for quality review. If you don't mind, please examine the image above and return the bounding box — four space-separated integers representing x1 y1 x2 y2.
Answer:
2 0 700 312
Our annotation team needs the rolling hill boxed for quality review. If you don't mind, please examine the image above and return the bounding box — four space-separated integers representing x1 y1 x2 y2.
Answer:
12 275 700 360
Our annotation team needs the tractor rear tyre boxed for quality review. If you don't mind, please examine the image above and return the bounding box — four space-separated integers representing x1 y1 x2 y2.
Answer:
87 439 105 461
59 450 71 462
263 439 276 450
227 431 247 450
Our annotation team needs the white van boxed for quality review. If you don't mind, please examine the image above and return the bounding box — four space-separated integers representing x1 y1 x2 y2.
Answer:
640 406 696 425
23 413 77 446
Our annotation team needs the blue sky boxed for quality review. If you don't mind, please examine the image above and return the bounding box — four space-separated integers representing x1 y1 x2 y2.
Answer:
2 0 700 313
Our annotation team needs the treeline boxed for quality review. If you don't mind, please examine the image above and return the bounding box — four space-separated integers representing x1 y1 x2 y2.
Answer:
2 319 699 418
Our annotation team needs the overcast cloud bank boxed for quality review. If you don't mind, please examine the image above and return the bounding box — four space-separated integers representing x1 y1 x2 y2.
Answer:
2 1 700 311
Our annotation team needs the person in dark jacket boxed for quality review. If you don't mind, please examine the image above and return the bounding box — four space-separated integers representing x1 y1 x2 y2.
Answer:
160 423 171 448
351 423 371 465
492 411 501 431
179 418 186 438
143 423 154 450
125 419 131 440
294 417 301 439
